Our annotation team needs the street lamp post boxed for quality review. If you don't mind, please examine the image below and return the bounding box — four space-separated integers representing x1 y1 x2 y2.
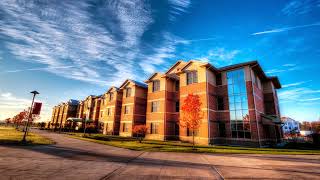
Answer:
22 90 39 143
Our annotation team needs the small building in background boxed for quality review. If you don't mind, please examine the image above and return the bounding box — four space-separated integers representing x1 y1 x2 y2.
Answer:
281 117 300 135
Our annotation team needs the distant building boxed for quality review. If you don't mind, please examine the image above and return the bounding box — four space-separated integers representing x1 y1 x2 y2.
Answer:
50 99 79 130
281 117 300 134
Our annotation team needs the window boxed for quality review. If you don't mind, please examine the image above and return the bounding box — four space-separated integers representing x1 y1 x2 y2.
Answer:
217 96 224 110
122 123 129 132
175 81 180 91
107 108 111 116
100 111 104 118
187 71 198 85
124 106 130 114
152 80 160 92
218 122 226 137
151 101 160 112
175 101 179 112
227 68 251 139
216 73 222 86
109 92 114 101
126 87 132 97
150 122 159 134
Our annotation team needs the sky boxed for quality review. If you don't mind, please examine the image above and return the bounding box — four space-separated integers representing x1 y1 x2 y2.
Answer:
0 0 319 122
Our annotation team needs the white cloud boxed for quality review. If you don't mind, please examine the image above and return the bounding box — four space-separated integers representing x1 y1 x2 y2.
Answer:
109 0 153 47
281 0 320 16
168 0 192 21
0 0 191 88
138 33 189 75
0 91 51 121
278 87 320 103
0 0 193 118
251 22 320 35
265 64 300 74
197 48 240 66
282 63 296 67
282 80 312 88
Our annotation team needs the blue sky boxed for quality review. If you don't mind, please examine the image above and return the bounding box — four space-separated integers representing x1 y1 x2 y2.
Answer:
0 0 319 122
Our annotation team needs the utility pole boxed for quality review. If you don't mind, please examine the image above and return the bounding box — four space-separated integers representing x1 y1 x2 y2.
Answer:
22 90 39 143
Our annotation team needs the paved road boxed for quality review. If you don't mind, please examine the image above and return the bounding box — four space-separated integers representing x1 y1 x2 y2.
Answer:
0 130 319 180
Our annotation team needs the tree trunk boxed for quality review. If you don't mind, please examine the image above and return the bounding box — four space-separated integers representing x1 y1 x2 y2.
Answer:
192 129 195 149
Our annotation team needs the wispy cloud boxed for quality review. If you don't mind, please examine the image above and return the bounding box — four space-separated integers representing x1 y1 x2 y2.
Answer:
168 0 192 21
282 0 320 16
198 48 241 66
0 0 192 120
181 37 218 43
282 80 312 88
1 66 75 73
138 33 189 75
279 87 320 103
251 22 320 35
265 64 300 74
0 0 192 87
282 63 296 67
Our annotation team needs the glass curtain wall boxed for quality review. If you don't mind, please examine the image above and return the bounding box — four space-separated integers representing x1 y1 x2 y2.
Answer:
227 68 251 139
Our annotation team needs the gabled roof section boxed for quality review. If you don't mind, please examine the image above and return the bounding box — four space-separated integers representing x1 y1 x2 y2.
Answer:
85 95 97 101
119 79 147 89
106 86 120 94
164 60 187 75
179 60 208 72
68 99 79 105
145 72 164 83
200 63 219 73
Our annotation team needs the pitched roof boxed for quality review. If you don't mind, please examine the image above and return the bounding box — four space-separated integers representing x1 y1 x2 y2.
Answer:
68 99 79 105
105 86 120 94
119 79 147 89
179 60 209 72
164 60 187 74
145 72 165 83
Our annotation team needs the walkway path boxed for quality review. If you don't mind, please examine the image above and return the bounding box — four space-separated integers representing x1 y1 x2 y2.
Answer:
0 130 319 179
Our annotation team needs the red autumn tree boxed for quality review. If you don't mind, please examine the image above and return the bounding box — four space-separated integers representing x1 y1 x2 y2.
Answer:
5 118 11 125
180 94 202 148
12 110 28 129
132 125 148 143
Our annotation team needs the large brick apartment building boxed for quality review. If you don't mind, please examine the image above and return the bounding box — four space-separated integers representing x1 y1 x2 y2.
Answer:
119 79 148 137
100 86 123 135
49 60 282 147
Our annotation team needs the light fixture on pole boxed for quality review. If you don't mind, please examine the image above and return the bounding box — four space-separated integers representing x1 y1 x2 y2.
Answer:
22 90 39 143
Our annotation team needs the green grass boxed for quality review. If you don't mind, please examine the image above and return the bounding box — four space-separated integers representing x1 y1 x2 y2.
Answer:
0 126 54 145
67 133 320 155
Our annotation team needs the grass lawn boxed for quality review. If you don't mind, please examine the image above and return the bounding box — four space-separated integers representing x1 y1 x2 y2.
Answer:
67 133 320 155
0 126 54 145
